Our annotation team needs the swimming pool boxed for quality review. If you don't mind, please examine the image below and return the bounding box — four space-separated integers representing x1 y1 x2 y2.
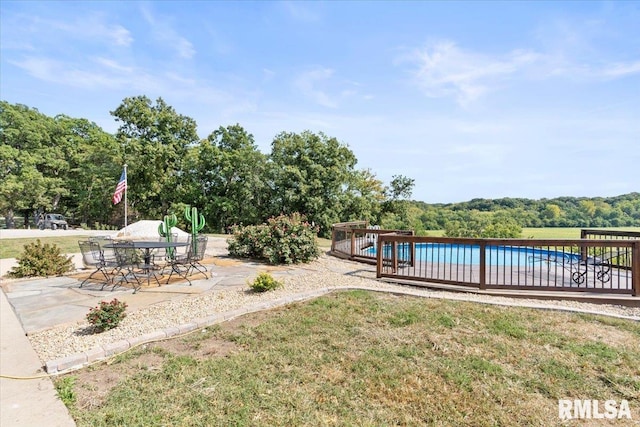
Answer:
368 243 581 266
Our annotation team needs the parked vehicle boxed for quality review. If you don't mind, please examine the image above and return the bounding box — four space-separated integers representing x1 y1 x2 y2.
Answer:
38 213 68 230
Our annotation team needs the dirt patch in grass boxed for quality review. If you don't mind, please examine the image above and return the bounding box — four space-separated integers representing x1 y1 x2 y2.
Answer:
74 352 165 410
69 311 274 409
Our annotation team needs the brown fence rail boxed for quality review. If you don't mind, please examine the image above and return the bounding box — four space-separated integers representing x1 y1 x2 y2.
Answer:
330 225 414 263
374 234 639 297
580 229 640 270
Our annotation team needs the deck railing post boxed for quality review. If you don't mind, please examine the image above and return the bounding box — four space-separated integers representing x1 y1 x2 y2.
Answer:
632 241 640 297
350 231 355 258
410 231 415 267
376 235 383 278
393 240 398 273
479 240 486 290
331 227 336 253
410 241 415 267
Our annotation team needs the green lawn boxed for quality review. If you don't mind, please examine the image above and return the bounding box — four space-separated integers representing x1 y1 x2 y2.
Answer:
57 291 640 426
425 227 640 239
523 227 640 239
0 235 333 259
0 236 90 259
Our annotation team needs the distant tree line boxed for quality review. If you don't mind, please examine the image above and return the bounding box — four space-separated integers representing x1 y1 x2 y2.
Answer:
2 98 638 237
407 193 640 236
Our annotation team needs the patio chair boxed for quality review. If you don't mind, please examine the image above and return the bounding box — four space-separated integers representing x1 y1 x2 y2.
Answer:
156 233 179 265
188 235 209 278
164 235 208 285
111 241 144 292
89 235 117 264
78 240 118 289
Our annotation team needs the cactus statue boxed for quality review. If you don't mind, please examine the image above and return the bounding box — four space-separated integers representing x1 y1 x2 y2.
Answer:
185 206 205 252
158 214 178 258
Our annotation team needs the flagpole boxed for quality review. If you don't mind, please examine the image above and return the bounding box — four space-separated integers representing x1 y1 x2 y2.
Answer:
124 163 128 232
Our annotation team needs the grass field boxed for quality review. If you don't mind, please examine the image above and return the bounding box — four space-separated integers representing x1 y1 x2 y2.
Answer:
0 235 334 259
56 291 640 426
422 227 640 239
0 236 88 259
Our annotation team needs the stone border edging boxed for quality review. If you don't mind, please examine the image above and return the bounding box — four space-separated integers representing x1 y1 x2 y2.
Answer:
44 286 640 374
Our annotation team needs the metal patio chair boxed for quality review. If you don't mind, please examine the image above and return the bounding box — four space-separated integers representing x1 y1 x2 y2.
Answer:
111 241 144 292
78 240 118 290
155 233 179 266
89 235 117 265
164 235 208 286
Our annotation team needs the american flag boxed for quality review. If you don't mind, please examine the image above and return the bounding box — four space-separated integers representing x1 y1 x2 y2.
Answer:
112 170 127 205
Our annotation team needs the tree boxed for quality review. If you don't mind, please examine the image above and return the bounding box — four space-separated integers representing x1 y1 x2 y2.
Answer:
340 168 385 225
269 131 358 237
52 115 121 225
0 102 68 228
379 175 415 229
444 210 521 238
541 204 563 226
182 124 270 232
110 96 199 218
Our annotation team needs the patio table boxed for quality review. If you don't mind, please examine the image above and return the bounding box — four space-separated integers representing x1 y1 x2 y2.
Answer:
106 240 186 261
104 241 188 291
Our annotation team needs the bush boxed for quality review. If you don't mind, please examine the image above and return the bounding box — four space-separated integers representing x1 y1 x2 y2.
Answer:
249 272 283 292
8 239 74 278
86 299 128 332
227 213 320 264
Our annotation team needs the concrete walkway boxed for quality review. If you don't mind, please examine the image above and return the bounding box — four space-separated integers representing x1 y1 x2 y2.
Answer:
1 288 75 427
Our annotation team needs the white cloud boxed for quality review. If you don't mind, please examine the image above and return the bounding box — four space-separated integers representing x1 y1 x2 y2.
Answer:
401 36 639 106
108 24 133 47
294 68 338 108
140 4 195 59
531 15 640 81
600 61 640 78
10 56 137 89
281 1 322 23
0 11 133 55
401 41 541 106
92 57 134 74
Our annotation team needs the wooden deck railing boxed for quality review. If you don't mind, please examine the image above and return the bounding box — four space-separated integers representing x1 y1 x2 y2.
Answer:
580 229 640 270
329 224 640 299
330 225 414 263
374 234 639 297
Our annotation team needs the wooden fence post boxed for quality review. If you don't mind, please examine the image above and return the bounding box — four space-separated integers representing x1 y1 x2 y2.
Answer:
479 240 486 290
376 235 383 278
331 227 336 253
350 231 355 258
632 240 640 297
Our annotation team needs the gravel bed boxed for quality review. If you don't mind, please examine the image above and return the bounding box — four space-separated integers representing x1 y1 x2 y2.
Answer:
28 255 640 364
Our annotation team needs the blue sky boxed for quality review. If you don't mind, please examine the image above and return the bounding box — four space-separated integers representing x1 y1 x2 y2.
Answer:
1 1 638 203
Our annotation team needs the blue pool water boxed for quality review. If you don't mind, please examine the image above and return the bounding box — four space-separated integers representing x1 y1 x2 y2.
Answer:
369 243 580 266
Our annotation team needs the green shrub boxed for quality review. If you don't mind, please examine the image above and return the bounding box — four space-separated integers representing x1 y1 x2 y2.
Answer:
8 239 74 278
86 299 128 332
227 213 320 264
249 272 283 292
